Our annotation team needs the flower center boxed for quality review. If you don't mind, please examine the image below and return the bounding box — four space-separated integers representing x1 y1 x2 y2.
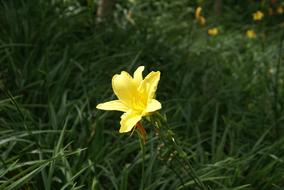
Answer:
131 90 148 112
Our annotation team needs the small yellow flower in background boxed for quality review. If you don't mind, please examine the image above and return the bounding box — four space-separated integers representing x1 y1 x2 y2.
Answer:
195 6 206 26
252 10 264 21
246 29 256 38
195 6 202 19
208 27 219 36
96 66 162 133
276 6 284 14
198 16 206 26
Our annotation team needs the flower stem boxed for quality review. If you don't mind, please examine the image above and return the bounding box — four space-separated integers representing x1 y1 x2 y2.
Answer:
151 112 210 190
137 129 145 190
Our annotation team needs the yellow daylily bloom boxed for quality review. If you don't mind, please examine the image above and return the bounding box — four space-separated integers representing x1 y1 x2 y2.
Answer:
198 16 206 26
276 6 284 14
195 6 206 26
96 66 162 133
252 11 264 21
246 29 256 39
208 27 219 36
195 6 202 19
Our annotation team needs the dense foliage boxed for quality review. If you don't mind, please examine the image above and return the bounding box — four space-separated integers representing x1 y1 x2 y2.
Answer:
1 0 284 189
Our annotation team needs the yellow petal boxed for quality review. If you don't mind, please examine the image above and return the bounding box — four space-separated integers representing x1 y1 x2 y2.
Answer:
145 99 161 113
119 111 142 133
133 66 144 85
198 16 206 26
96 100 129 112
112 71 137 107
140 71 160 100
195 7 202 19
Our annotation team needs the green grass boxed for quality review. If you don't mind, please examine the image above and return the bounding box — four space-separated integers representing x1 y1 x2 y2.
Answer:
1 0 284 189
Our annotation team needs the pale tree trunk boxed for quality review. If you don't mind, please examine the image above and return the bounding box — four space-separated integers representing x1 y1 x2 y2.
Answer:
96 0 116 23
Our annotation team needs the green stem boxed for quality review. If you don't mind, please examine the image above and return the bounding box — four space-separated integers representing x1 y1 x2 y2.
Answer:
137 131 145 190
273 32 284 137
152 113 210 190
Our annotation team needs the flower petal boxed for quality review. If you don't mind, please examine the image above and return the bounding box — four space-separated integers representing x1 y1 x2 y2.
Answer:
195 7 202 19
96 100 129 112
145 99 162 113
133 66 144 85
119 111 142 133
112 71 137 107
140 71 160 100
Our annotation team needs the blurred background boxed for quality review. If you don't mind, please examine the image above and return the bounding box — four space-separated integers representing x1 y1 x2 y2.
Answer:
1 0 284 189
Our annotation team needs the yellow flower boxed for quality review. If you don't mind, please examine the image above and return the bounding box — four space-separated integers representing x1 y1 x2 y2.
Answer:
198 16 206 26
246 29 256 38
276 6 284 14
195 6 206 26
96 66 162 133
208 27 219 36
252 11 264 21
195 6 202 19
